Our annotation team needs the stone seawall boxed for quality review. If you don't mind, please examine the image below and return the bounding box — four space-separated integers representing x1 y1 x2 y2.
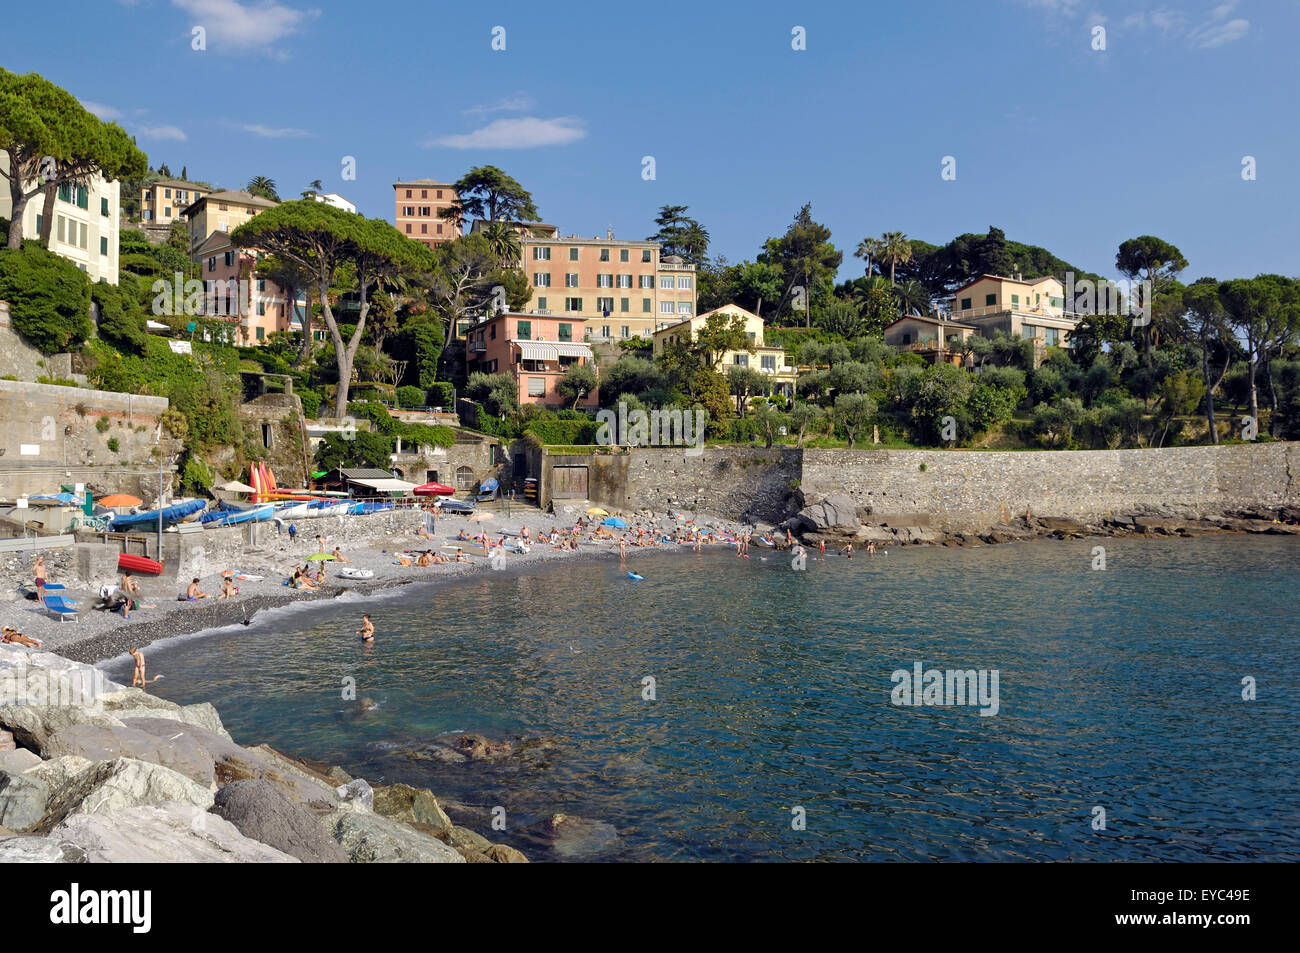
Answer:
591 442 1300 531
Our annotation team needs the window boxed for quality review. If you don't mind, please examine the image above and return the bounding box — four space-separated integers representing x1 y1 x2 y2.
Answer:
569 247 579 261
420 206 431 216
642 298 651 312
257 301 266 316
597 274 613 287
734 354 749 366
100 236 108 255
620 249 629 262
403 206 414 216
1021 326 1036 340
660 276 674 289
565 273 579 287
985 293 997 306
600 325 610 338
405 224 411 233
257 278 266 291
516 320 532 340
56 216 65 243
101 197 109 216
639 275 654 289
490 324 496 339
661 301 675 314
761 354 776 371
617 274 632 288
165 188 172 199
405 189 412 198
620 298 629 312
960 297 972 310
566 297 583 312
1049 296 1063 308
455 466 474 490
207 257 216 272
621 326 630 339
1011 294 1020 306
558 323 572 342
437 190 443 199
901 332 912 345
224 250 235 266
1044 328 1060 346
599 248 610 261
256 326 266 340
79 223 87 249
677 302 691 314
597 297 614 314
534 272 551 287
262 422 273 447
421 189 428 199
537 297 547 310
219 203 228 211
534 247 551 260
437 224 443 234
528 377 545 397
143 210 152 221
642 250 652 263
164 207 172 218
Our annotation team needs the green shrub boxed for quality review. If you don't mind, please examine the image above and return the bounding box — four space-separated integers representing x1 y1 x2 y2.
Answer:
96 416 111 433
106 437 120 453
523 417 597 445
427 381 455 408
397 385 425 408
0 243 92 353
297 388 322 419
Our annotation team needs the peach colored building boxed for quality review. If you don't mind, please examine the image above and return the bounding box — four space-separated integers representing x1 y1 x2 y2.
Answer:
465 311 599 409
186 190 278 254
472 221 697 342
393 179 460 249
140 179 210 224
193 231 301 346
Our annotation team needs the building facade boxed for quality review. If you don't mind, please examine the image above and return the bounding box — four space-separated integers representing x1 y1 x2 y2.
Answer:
479 222 696 342
313 192 356 214
140 179 210 223
465 310 599 408
393 179 460 250
652 305 797 396
947 274 1078 348
185 190 278 254
0 156 121 285
193 231 300 345
883 314 976 366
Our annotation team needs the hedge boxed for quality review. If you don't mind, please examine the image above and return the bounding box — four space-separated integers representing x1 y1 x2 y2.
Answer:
523 418 598 446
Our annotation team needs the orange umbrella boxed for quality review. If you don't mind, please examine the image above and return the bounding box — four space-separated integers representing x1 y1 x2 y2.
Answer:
98 494 143 508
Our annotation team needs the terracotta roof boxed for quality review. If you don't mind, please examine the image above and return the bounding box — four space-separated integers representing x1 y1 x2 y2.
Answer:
188 190 279 209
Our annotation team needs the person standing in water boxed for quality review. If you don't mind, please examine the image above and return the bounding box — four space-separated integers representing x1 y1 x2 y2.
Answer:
356 615 375 642
129 647 162 690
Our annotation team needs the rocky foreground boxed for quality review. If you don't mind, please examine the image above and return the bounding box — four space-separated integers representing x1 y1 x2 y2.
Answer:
0 645 526 863
782 493 1300 547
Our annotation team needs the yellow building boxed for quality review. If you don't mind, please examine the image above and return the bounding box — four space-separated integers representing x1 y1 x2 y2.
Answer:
0 155 121 284
947 274 1076 347
140 179 210 224
475 221 697 341
652 304 798 396
185 189 278 254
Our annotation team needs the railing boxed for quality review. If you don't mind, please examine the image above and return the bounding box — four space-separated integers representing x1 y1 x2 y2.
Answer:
945 303 1082 321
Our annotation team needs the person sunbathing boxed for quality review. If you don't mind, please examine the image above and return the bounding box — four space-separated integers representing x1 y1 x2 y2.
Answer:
457 529 469 541
331 546 349 563
454 548 469 563
290 569 318 589
2 625 42 648
185 578 208 600
416 551 433 567
217 578 238 599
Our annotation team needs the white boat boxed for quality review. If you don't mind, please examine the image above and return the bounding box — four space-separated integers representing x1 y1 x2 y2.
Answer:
337 567 374 579
274 501 313 519
297 501 353 519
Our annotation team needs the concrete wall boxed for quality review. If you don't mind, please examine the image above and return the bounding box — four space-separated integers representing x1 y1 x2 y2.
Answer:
545 442 1300 530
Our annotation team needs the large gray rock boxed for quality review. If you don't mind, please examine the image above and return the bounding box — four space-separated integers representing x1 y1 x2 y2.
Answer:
38 757 214 831
0 705 126 754
97 690 232 740
0 771 49 831
43 723 216 787
24 755 93 794
54 802 299 863
0 748 42 774
795 494 863 535
0 834 86 863
335 778 374 812
212 780 347 863
0 651 122 708
322 809 465 863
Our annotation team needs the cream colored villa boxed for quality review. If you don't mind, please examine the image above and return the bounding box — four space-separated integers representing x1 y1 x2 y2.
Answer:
947 274 1078 347
652 304 798 396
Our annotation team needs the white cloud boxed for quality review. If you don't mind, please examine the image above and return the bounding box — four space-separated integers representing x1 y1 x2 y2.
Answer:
234 122 314 138
1190 16 1249 46
171 0 318 50
462 95 536 117
137 124 188 141
80 100 122 120
428 116 586 150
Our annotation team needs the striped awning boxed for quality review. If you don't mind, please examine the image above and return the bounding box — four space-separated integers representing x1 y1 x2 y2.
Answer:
552 342 593 359
515 341 557 361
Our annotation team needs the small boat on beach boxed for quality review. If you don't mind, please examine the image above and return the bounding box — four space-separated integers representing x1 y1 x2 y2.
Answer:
107 498 206 531
201 503 275 527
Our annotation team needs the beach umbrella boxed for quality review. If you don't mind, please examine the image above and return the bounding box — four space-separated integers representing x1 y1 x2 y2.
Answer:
601 517 628 528
469 512 495 522
98 493 143 508
305 553 337 561
413 481 455 496
214 480 255 494
586 507 609 516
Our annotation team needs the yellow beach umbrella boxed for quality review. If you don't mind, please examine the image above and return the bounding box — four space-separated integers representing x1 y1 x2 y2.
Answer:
586 507 609 516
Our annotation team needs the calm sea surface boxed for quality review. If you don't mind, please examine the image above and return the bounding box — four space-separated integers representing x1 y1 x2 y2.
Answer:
104 535 1300 862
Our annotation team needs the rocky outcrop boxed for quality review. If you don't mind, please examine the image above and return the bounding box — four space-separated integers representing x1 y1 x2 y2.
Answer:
37 757 213 831
372 782 453 834
0 770 49 831
793 494 864 536
0 834 85 863
322 808 465 863
212 780 347 863
43 723 217 787
0 705 126 753
54 803 299 863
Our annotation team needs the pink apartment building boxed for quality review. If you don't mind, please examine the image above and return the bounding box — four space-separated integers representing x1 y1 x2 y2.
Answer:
193 231 300 345
393 179 460 250
465 311 599 408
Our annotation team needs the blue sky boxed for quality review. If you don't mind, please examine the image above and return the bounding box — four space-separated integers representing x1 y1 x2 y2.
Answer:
9 0 1299 282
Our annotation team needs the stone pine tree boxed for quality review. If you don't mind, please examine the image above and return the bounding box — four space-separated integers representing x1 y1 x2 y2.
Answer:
233 201 435 416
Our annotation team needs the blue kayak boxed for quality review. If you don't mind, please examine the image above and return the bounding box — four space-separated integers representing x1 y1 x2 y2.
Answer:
108 498 206 530
627 571 644 580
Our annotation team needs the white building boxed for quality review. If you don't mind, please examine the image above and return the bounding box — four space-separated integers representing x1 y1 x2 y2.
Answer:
313 192 356 214
0 155 121 285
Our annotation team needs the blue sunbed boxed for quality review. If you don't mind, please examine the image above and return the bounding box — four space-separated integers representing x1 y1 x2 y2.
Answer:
41 594 79 622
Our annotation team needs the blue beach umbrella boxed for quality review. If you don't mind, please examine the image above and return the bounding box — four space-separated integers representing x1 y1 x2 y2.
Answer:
601 517 628 528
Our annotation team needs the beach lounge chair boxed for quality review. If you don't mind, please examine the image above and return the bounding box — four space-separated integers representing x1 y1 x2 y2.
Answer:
41 594 79 622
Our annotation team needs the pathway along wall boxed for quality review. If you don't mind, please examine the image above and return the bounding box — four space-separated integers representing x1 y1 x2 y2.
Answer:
601 442 1299 531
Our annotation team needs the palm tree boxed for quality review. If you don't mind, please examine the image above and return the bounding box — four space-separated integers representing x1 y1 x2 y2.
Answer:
854 236 884 277
301 178 324 199
246 176 280 201
879 232 912 286
895 279 931 317
481 220 522 267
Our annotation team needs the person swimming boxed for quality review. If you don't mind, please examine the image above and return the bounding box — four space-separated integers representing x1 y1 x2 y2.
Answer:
356 614 375 642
